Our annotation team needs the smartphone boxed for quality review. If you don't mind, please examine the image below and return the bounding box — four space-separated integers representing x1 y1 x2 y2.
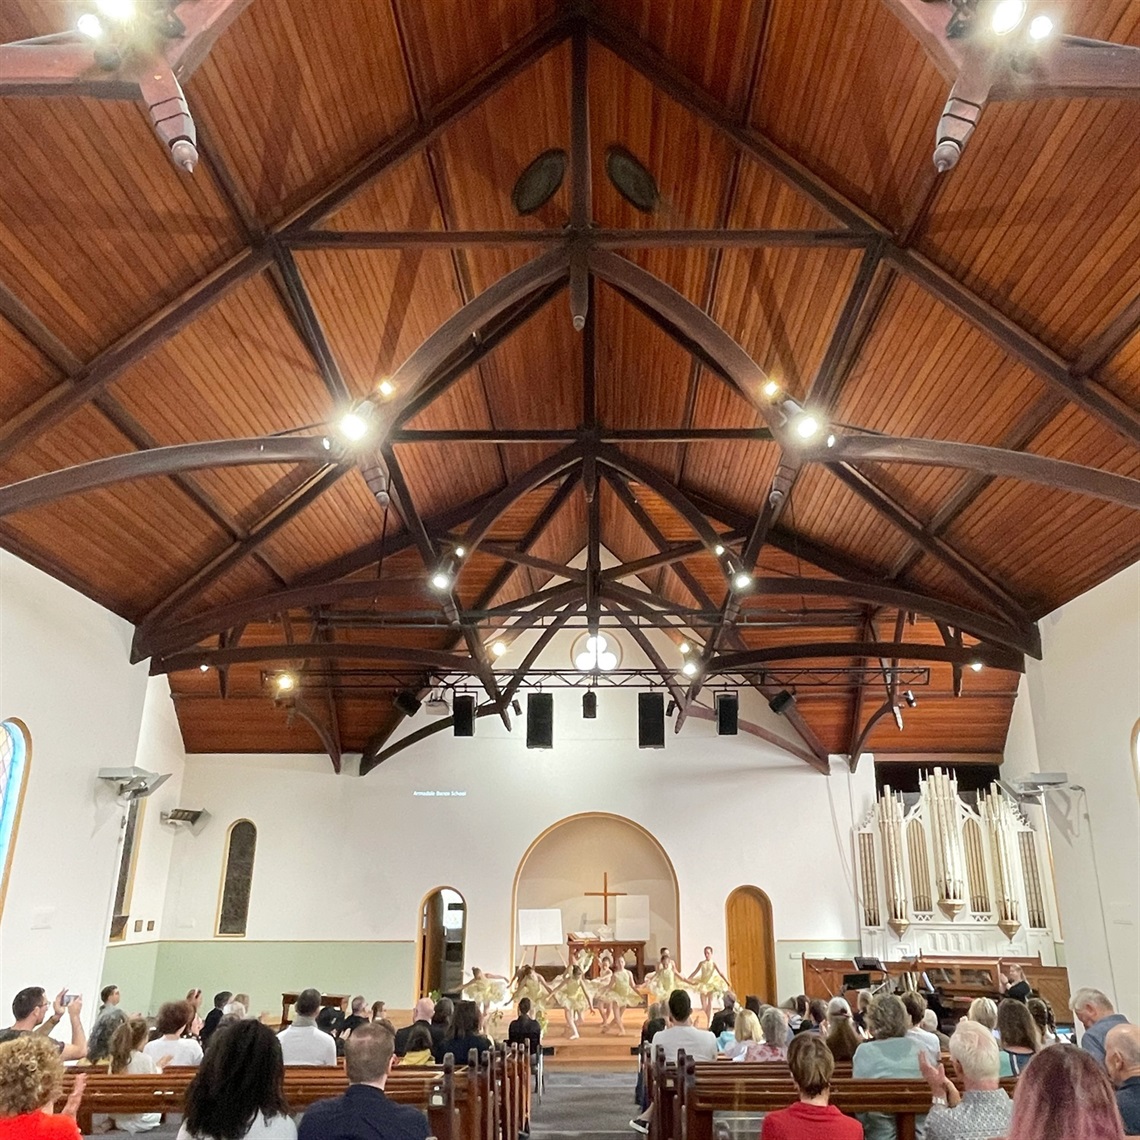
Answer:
61 993 78 1006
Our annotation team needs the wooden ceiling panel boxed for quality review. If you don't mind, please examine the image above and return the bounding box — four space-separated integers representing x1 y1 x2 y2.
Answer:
486 563 536 611
296 248 464 399
729 155 840 231
859 695 1015 755
604 0 765 111
600 476 658 567
334 697 400 754
323 151 447 233
1101 324 1140 408
788 465 913 574
527 482 587 566
0 95 243 358
940 406 1140 612
174 696 329 754
713 245 863 401
190 557 282 616
394 0 558 109
256 469 390 582
0 316 59 423
188 0 416 225
483 483 568 543
753 0 948 230
681 402 779 519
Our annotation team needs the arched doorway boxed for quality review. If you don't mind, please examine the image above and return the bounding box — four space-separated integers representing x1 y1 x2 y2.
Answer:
725 886 777 1004
512 813 680 974
416 887 466 998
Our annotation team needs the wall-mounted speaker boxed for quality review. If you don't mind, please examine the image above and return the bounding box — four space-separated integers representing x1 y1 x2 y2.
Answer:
715 692 739 736
527 693 554 749
453 694 475 737
394 689 422 717
638 692 665 749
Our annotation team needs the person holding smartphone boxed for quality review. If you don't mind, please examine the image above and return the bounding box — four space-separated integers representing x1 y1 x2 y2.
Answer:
0 987 86 1062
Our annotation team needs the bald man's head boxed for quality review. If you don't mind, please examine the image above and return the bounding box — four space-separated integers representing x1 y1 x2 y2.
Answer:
1105 1022 1140 1085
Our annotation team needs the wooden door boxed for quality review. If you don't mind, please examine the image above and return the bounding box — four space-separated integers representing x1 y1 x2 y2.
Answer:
420 890 445 996
725 886 777 1004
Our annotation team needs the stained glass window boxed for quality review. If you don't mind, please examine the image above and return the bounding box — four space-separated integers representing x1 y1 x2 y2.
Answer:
217 820 256 936
0 720 30 913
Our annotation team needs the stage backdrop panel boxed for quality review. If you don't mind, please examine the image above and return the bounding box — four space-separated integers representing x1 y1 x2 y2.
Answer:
518 908 564 947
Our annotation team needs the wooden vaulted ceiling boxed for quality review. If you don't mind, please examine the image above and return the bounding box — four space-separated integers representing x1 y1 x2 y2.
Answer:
0 0 1138 772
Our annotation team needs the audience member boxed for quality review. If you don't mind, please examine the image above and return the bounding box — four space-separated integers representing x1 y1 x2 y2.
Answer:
825 997 862 1064
507 998 542 1060
341 997 369 1038
1005 1041 1125 1140
108 1017 165 1134
317 1007 346 1057
394 999 435 1057
1027 997 1058 1045
298 1022 429 1140
0 1035 85 1138
432 1000 491 1065
371 1001 387 1023
640 1002 666 1048
1000 963 1031 1004
144 1002 203 1067
781 996 806 1033
430 999 453 1049
0 988 86 1061
277 990 336 1067
96 985 121 1021
920 1019 1013 1140
224 1000 249 1021
760 1034 863 1139
723 1008 762 1060
85 1007 127 1065
744 996 763 1019
1071 987 1130 1067
739 1007 789 1063
900 992 940 1064
709 992 737 1038
996 998 1040 1075
854 990 872 1036
179 1019 295 1139
201 992 233 1049
630 991 717 1133
852 993 922 1140
966 998 997 1033
185 989 205 1038
1105 1023 1140 1136
922 1010 950 1053
399 1025 435 1067
806 999 828 1035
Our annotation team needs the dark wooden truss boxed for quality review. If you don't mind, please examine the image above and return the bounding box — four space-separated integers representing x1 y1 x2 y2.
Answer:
1 4 1139 772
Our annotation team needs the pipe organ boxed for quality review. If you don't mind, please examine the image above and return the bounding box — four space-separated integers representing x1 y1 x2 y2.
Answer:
856 770 1058 962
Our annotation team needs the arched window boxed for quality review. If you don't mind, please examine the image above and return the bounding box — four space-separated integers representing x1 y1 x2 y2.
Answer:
0 720 31 916
217 820 257 936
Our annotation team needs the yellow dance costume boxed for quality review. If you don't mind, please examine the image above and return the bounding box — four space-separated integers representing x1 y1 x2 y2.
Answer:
691 958 730 995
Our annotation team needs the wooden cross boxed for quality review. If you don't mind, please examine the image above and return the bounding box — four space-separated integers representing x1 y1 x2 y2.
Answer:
585 872 627 926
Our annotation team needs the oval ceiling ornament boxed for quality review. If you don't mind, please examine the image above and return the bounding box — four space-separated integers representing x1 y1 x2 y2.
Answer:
605 145 660 213
511 149 568 215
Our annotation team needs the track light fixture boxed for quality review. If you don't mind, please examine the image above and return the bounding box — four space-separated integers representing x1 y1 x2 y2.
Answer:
666 699 677 717
491 640 507 658
970 660 984 672
762 379 781 399
430 559 456 592
273 672 296 696
337 406 371 443
512 699 522 716
904 690 918 708
681 660 699 678
678 641 691 655
990 0 1027 34
732 570 753 592
377 378 395 398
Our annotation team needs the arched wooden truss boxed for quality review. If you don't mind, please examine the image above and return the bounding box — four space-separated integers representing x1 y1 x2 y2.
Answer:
0 5 1138 773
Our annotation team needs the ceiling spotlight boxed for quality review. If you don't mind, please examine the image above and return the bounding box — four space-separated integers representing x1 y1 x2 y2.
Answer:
714 544 725 556
377 379 395 398
681 660 699 678
678 641 691 655
77 12 104 37
454 546 466 559
95 0 135 19
511 699 522 716
733 571 753 591
337 409 370 443
970 660 984 672
826 433 837 448
666 699 677 717
762 379 781 399
794 414 821 440
904 689 918 708
274 673 296 694
199 663 210 673
491 640 507 658
1028 14 1053 39
430 564 454 592
991 0 1027 34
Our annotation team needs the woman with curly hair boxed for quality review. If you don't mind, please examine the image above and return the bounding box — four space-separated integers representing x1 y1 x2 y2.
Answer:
0 1035 86 1138
177 1019 295 1139
1004 1043 1125 1140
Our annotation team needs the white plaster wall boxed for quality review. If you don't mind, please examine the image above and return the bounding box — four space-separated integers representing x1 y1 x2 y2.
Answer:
0 550 150 1027
1003 560 1140 1022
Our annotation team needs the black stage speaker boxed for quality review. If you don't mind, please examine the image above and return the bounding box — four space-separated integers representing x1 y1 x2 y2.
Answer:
768 689 795 715
715 691 739 735
394 689 422 717
453 694 475 737
638 692 665 749
582 690 597 719
527 693 554 749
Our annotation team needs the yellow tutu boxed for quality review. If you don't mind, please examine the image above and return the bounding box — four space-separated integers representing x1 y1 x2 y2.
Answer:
692 959 730 995
555 976 591 1014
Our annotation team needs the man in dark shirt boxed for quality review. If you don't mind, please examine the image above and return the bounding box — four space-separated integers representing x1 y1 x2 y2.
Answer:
0 987 86 1061
340 995 370 1038
394 997 435 1057
298 1022 430 1140
200 990 231 1050
1106 1023 1140 1136
709 992 736 1038
507 998 542 1058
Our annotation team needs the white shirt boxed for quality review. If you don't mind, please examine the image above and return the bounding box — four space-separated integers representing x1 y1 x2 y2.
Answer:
277 1023 337 1066
143 1035 203 1067
907 1026 942 1064
178 1111 298 1139
650 1023 719 1062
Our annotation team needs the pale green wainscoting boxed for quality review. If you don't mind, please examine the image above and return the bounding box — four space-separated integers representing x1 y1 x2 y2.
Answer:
102 940 416 1019
774 940 862 1002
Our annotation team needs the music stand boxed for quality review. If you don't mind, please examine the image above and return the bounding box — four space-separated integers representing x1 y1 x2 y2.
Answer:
852 956 892 995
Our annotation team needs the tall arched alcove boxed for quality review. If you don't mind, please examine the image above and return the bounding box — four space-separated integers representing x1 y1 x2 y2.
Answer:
512 812 680 970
